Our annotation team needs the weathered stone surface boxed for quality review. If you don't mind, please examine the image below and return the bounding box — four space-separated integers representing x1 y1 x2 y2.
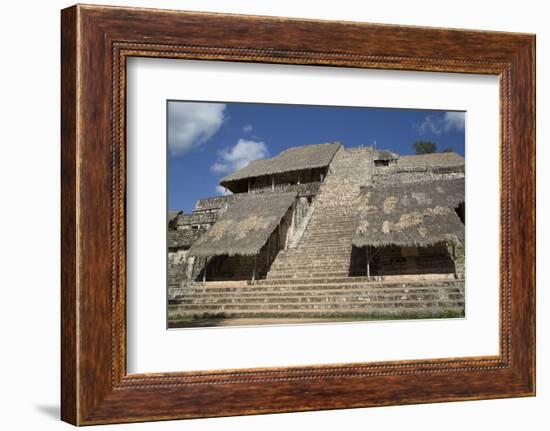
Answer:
167 144 465 324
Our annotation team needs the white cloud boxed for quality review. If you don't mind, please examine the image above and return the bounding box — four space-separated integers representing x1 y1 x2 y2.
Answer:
168 102 226 155
442 112 465 132
243 124 253 133
415 111 465 135
215 185 233 196
211 139 269 175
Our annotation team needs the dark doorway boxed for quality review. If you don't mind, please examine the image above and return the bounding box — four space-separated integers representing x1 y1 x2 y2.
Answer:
349 243 456 277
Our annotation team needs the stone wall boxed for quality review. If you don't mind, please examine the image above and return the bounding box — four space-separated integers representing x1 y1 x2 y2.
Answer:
194 182 322 212
453 243 465 278
372 166 464 186
167 249 188 288
176 211 219 229
279 206 293 249
168 248 208 286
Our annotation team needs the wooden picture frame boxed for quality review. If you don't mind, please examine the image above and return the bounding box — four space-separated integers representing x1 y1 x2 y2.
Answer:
61 4 535 425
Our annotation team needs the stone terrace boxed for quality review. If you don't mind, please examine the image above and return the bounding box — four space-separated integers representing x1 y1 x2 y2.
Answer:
169 279 465 322
168 146 466 324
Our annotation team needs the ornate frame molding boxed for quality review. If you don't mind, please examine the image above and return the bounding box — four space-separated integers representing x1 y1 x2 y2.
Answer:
61 5 535 425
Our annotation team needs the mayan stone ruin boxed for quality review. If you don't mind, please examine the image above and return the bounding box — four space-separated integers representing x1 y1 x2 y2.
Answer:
168 142 465 326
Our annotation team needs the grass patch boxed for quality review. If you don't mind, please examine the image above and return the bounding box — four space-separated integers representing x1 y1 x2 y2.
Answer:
168 309 465 328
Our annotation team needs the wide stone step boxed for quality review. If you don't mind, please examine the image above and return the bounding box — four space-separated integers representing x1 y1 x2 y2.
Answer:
303 227 355 230
304 225 356 230
297 245 352 250
301 220 354 224
303 226 356 231
301 238 353 242
267 271 351 279
307 218 356 223
303 228 355 234
292 244 353 249
168 307 465 321
272 258 352 265
269 265 358 272
301 230 354 235
268 265 354 272
286 253 351 259
282 248 352 253
305 228 355 232
182 278 463 288
276 252 350 258
177 284 464 296
253 276 368 285
173 285 463 297
279 250 350 255
195 277 464 291
272 257 355 264
294 245 353 250
172 292 464 305
278 250 352 256
295 240 353 245
267 268 351 274
286 250 352 256
272 258 354 264
299 230 355 235
299 236 354 240
273 255 351 265
169 300 464 312
174 296 465 308
296 244 353 249
178 285 464 301
254 278 459 287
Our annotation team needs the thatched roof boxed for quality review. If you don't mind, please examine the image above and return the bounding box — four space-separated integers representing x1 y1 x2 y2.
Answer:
375 150 399 161
188 192 296 257
168 229 204 249
220 142 341 185
353 178 465 248
398 152 464 169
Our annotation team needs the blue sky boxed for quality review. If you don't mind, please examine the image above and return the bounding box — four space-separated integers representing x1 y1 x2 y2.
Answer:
168 101 465 213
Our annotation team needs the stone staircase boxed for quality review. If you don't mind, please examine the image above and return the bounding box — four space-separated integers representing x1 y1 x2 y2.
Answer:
266 147 373 280
168 279 465 321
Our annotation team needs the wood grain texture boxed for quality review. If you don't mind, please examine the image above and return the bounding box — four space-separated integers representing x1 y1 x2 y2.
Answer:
60 5 78 425
60 4 536 425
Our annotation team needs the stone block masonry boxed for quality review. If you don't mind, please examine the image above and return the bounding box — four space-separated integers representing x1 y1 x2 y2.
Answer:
168 144 466 324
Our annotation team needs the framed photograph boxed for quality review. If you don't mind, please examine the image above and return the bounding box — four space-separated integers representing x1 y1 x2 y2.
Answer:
164 101 466 329
61 4 535 425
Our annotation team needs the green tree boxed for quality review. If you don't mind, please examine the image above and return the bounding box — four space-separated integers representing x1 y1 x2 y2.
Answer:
412 141 437 154
441 147 454 153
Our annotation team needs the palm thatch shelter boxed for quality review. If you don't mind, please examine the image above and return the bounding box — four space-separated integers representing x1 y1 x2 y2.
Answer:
352 178 465 278
373 149 399 167
188 192 297 281
219 142 342 193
